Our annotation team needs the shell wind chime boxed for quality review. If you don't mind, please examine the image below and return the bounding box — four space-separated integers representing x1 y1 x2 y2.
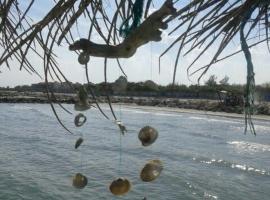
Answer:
69 0 164 195
72 86 92 189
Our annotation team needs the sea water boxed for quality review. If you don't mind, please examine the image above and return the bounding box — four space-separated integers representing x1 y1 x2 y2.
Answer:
0 103 269 200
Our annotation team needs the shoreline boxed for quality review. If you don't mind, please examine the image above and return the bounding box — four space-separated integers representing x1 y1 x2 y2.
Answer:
1 101 270 122
116 103 270 122
1 91 270 119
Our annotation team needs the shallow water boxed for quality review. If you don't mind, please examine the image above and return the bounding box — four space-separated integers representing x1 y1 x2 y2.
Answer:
0 103 269 200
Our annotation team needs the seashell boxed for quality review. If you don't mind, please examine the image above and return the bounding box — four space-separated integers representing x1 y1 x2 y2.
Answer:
78 52 90 65
72 173 88 189
109 177 131 196
74 102 91 111
78 86 88 102
75 137 84 149
138 126 158 146
74 113 87 127
112 76 128 93
74 86 90 111
140 160 163 182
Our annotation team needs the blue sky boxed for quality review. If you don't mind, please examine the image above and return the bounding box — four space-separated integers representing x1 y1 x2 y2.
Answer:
0 0 269 87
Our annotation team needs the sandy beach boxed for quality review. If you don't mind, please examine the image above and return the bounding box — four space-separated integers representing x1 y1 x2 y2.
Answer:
116 103 270 122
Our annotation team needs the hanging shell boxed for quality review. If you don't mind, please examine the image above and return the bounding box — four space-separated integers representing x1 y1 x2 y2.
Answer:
74 86 91 111
72 173 88 189
78 86 88 101
138 126 158 146
74 113 87 127
75 137 84 149
140 160 163 182
78 52 90 65
74 102 91 111
109 177 131 196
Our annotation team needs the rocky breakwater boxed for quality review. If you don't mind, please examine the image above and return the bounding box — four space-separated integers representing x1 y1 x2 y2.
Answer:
0 91 75 104
109 96 270 115
1 91 269 115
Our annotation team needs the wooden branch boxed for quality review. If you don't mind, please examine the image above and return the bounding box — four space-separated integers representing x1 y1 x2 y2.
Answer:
69 0 176 58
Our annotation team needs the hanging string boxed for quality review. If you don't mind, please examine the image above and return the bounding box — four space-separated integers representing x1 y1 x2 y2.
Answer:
80 131 84 171
118 127 123 176
143 180 146 199
118 61 123 176
150 41 153 81
142 40 154 200
149 41 154 124
118 105 123 176
119 0 145 38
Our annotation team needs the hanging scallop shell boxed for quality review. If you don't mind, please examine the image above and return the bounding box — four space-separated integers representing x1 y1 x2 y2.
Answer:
74 113 87 127
78 86 88 101
138 126 158 146
140 160 163 182
72 173 88 189
78 52 90 65
74 86 91 111
75 137 83 149
109 177 131 196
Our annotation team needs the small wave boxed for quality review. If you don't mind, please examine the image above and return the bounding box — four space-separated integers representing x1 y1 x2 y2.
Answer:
134 110 150 114
188 132 223 140
204 192 218 200
153 113 182 117
113 107 150 114
254 125 270 132
189 116 206 120
189 116 240 124
12 105 33 110
192 157 270 176
207 118 241 124
228 141 270 152
115 108 140 113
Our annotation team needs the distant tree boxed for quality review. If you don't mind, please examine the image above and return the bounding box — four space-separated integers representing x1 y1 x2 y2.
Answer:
261 82 270 89
205 75 217 87
219 76 230 86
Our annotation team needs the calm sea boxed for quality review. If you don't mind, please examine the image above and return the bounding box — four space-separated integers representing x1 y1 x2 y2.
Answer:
0 103 269 200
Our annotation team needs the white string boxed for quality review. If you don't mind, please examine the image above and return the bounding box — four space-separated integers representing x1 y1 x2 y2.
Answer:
118 60 123 177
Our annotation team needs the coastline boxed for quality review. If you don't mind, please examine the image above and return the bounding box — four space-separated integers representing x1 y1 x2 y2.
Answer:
1 91 270 119
117 103 270 122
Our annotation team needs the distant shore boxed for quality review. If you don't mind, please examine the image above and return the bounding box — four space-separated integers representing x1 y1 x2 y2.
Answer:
0 91 269 116
118 104 270 122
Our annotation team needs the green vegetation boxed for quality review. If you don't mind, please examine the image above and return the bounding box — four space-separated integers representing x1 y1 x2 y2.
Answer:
1 77 270 102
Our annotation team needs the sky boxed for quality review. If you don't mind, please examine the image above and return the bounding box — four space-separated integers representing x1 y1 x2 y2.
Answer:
0 0 269 87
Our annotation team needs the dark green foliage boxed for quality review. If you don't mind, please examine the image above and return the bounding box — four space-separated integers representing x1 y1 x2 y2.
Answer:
5 80 269 103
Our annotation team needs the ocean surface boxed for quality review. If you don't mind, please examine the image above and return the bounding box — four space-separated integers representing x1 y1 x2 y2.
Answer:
0 103 270 200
